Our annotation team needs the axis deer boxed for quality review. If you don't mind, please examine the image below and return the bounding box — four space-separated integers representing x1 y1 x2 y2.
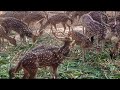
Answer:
0 11 48 27
0 17 39 43
9 36 73 79
39 13 73 34
0 11 30 21
88 11 108 24
70 11 90 23
0 25 16 49
66 29 93 61
80 13 109 51
23 11 48 27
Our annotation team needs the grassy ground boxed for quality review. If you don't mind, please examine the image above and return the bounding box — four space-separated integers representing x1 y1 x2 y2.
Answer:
1 30 120 79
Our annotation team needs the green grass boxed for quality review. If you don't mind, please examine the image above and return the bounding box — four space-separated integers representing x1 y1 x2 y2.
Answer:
1 33 120 79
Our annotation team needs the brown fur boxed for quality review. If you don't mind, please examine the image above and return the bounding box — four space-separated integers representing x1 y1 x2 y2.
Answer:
9 37 73 79
0 25 16 46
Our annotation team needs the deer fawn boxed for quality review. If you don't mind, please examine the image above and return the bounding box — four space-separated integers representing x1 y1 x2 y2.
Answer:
0 17 39 43
0 25 16 49
9 36 73 79
80 13 110 51
67 28 93 61
39 13 73 34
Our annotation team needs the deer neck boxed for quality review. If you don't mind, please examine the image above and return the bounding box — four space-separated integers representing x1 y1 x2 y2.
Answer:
58 42 70 55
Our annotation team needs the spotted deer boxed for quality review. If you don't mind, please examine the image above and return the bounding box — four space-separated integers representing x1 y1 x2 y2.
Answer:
0 11 30 21
0 25 16 48
0 17 39 43
80 13 110 51
9 36 73 79
39 13 73 34
66 29 93 61
23 11 48 27
70 11 90 23
0 11 48 29
88 11 108 24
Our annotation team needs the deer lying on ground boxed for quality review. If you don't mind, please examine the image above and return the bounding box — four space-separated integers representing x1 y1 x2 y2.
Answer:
39 13 73 34
9 36 73 79
0 17 39 43
0 25 16 49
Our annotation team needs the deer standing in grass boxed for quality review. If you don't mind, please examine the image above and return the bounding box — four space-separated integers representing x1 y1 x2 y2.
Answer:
9 35 73 79
70 11 90 23
39 13 73 34
0 17 39 43
80 13 110 51
0 11 48 30
66 29 93 61
0 11 30 21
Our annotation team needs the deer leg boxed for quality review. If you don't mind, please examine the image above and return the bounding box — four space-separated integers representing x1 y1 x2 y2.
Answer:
28 68 38 79
38 19 44 29
53 24 58 32
101 40 105 52
66 24 71 32
22 68 30 79
1 37 4 47
82 26 85 34
96 33 99 47
0 38 2 51
62 23 66 33
20 34 26 45
23 37 27 44
78 16 80 22
82 48 86 61
50 25 54 34
51 65 58 79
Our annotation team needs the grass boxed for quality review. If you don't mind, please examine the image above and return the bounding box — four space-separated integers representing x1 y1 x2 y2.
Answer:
1 33 120 79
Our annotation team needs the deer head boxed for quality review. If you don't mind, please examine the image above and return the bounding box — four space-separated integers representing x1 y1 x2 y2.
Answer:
9 36 17 46
109 40 120 59
32 30 44 43
52 30 73 54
